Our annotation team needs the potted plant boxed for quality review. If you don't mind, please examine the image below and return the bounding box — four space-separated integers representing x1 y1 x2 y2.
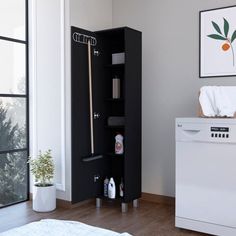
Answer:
28 149 56 212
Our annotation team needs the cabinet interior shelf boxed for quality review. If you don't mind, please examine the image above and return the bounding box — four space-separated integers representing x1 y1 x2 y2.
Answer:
105 125 124 129
106 153 124 157
105 98 124 102
102 196 124 202
105 63 124 68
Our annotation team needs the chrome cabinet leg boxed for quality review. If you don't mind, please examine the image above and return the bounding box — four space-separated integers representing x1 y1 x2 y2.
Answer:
121 203 128 213
133 199 139 208
96 198 102 208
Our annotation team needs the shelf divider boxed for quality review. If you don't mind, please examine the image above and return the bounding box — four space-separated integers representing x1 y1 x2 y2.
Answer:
105 98 124 102
106 153 124 157
105 125 124 129
105 63 124 68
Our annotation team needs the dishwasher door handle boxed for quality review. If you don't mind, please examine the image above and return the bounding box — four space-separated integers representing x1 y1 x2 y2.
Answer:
183 129 201 135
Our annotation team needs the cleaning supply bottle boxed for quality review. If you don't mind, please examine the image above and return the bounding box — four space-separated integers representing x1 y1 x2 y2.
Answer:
119 178 124 197
104 177 109 197
115 134 124 154
108 177 116 199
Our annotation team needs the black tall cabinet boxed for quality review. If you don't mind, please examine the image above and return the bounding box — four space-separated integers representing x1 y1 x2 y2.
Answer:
71 26 142 211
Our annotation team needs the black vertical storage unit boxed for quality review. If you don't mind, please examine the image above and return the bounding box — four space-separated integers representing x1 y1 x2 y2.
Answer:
71 26 142 211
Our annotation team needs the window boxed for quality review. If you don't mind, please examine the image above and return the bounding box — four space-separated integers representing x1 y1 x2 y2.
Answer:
0 0 28 208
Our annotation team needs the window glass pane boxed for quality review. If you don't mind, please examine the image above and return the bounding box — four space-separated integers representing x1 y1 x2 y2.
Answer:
0 0 25 40
0 97 26 151
0 40 26 94
0 151 27 207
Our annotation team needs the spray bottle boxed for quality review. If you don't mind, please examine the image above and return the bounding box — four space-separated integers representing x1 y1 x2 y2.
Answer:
115 134 124 154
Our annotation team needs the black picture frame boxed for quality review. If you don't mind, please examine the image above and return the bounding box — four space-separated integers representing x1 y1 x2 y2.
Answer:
199 5 236 78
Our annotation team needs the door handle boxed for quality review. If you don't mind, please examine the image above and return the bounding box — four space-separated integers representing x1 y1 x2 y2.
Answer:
183 129 201 135
93 112 100 119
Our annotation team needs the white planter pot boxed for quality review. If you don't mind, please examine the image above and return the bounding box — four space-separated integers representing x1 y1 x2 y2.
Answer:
33 185 56 212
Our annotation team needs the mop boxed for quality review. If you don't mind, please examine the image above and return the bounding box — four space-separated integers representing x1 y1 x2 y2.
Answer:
83 40 103 162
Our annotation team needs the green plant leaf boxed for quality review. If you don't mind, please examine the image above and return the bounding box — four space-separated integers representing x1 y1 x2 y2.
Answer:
207 34 226 40
28 149 54 185
212 21 222 35
224 18 229 37
231 30 236 43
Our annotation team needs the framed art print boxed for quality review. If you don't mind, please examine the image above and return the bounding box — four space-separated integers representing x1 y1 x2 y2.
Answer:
200 5 236 78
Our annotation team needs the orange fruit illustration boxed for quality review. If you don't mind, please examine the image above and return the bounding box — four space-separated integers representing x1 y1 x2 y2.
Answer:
222 43 230 51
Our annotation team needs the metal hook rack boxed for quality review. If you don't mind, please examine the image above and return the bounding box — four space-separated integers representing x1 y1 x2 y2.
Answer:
72 32 97 46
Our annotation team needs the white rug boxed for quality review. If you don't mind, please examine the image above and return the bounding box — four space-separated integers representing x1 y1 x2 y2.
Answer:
0 219 132 236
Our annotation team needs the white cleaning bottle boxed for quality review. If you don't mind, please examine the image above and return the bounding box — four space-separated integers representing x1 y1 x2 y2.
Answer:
108 177 116 199
104 177 109 197
115 134 124 154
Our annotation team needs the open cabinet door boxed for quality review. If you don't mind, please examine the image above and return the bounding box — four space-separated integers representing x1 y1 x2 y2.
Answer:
71 26 108 203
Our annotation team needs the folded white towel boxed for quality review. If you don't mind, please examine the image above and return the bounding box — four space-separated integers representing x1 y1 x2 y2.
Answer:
199 86 217 117
216 87 235 117
199 86 236 117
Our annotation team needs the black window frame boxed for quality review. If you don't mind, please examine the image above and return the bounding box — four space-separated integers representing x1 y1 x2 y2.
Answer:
0 0 29 208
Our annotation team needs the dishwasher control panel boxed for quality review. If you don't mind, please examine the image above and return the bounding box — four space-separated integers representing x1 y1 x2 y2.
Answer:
176 118 236 143
210 127 229 139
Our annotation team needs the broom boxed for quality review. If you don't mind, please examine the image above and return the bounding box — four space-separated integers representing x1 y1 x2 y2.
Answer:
83 39 103 162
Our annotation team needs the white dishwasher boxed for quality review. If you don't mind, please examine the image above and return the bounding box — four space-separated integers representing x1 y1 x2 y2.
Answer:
176 118 236 236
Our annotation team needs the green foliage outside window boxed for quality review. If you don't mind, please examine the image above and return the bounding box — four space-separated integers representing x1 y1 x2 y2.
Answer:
0 101 27 207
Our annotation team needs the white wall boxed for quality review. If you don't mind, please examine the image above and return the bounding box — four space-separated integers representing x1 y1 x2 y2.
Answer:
112 0 236 197
70 0 112 31
29 0 112 201
29 0 71 200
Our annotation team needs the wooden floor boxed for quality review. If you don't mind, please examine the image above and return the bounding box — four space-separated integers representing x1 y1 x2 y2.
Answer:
0 200 206 236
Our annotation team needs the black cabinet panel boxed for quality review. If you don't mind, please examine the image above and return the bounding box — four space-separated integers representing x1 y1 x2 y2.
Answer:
71 27 108 203
71 27 92 158
124 28 142 202
71 26 142 205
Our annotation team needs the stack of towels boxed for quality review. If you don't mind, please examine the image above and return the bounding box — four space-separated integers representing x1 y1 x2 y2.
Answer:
199 86 236 117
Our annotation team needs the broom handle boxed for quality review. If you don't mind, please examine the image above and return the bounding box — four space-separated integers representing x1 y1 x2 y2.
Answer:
88 40 94 154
